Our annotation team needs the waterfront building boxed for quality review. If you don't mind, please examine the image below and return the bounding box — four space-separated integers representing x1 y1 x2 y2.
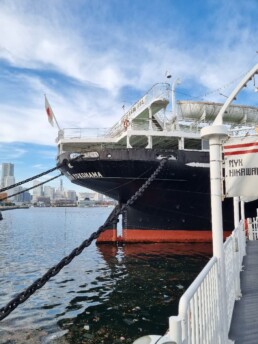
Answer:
32 180 44 202
0 192 8 204
55 178 65 199
20 191 32 203
1 163 15 190
66 190 77 201
93 192 104 202
44 185 55 200
78 192 95 201
37 196 51 206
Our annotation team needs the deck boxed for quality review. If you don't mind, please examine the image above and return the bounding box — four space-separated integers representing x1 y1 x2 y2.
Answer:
229 240 258 343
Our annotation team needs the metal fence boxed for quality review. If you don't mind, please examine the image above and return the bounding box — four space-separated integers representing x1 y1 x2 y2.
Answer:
247 217 258 240
167 221 246 344
134 218 258 344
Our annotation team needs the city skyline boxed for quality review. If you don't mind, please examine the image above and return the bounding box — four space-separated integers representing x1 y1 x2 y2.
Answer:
0 154 90 193
0 162 102 204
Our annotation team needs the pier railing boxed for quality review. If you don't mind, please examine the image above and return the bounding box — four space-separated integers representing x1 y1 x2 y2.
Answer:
247 217 258 240
166 221 246 344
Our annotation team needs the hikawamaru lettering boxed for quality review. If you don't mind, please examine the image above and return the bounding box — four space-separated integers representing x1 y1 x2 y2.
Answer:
228 168 258 177
73 172 103 178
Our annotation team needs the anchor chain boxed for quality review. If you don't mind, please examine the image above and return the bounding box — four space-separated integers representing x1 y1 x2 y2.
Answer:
0 158 167 321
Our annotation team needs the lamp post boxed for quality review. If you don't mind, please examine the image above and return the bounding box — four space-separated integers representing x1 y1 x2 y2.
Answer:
201 63 258 342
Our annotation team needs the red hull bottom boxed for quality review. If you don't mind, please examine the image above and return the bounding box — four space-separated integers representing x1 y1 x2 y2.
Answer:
96 229 232 244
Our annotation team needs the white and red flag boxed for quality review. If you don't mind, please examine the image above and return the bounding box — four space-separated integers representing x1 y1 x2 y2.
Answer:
45 95 55 127
224 136 258 200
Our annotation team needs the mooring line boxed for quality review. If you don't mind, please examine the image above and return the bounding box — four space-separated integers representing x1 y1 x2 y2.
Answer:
0 158 167 321
0 174 63 202
0 154 83 193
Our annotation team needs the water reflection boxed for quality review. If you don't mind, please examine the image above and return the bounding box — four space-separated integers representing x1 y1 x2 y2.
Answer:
0 208 212 343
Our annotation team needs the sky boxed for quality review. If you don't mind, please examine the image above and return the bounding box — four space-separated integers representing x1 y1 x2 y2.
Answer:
0 0 258 193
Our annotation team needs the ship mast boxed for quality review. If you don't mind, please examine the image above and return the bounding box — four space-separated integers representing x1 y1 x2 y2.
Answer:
166 73 180 118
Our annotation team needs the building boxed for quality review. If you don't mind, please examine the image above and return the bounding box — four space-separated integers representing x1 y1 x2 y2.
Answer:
37 196 51 206
93 192 104 202
78 192 94 201
1 163 15 188
55 178 65 199
32 180 44 202
1 163 16 200
0 192 8 204
15 187 32 203
66 190 77 201
44 185 55 200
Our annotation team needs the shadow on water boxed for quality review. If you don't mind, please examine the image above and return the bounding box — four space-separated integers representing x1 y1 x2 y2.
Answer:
57 243 212 344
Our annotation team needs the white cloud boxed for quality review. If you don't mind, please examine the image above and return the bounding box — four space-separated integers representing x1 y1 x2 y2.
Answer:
0 0 257 146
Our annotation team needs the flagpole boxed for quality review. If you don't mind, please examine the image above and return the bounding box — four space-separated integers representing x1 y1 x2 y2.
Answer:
53 112 61 131
44 94 62 131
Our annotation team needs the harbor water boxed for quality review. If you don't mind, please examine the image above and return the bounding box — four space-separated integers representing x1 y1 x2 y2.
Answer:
0 207 212 343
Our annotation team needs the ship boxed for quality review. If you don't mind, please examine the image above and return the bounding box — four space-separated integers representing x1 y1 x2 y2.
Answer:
56 82 258 243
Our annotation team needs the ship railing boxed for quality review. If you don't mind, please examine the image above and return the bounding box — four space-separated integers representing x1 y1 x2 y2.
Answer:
60 128 110 139
59 119 206 142
228 126 257 137
107 83 170 138
165 221 246 344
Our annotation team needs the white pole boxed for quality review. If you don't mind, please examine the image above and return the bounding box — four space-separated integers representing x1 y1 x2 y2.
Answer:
201 124 229 342
172 78 180 118
240 201 245 220
233 197 240 228
172 81 176 118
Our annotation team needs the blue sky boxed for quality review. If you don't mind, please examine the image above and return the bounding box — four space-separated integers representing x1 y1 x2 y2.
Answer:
0 0 258 192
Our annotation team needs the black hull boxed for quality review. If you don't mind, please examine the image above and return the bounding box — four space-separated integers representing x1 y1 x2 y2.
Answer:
59 148 257 241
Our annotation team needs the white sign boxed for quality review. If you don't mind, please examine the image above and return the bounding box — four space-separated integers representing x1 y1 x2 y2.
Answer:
224 136 258 200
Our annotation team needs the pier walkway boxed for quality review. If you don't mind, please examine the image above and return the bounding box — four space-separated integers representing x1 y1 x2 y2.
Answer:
229 240 258 343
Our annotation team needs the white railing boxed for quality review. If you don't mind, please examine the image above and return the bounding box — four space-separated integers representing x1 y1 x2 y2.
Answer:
134 222 247 344
177 257 221 344
247 217 258 240
61 127 109 139
168 221 246 344
224 223 246 331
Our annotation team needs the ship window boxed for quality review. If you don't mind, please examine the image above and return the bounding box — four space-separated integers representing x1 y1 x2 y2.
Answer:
184 138 202 150
107 153 112 158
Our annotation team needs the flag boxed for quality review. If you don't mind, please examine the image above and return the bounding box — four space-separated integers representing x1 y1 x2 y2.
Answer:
224 136 258 200
45 95 55 127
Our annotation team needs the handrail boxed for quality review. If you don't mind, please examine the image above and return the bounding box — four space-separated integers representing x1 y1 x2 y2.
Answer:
168 221 246 343
134 219 257 344
178 256 217 314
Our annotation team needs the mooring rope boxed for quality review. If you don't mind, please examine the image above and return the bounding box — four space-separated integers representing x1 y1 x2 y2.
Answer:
0 155 82 194
0 158 167 321
0 166 61 193
0 174 62 202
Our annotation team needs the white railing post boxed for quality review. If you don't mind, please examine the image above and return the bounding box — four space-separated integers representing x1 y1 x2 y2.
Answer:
169 316 183 344
240 201 245 220
201 124 229 342
233 197 240 228
247 218 253 240
233 232 241 300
